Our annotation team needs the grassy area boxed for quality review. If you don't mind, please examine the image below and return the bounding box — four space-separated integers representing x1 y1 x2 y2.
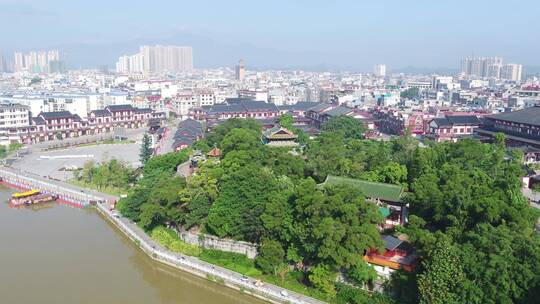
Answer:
262 271 332 302
68 179 128 196
199 249 263 277
150 226 202 256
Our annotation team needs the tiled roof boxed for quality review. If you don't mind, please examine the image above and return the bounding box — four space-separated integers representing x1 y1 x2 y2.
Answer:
241 100 279 112
323 175 404 203
173 137 195 147
323 106 353 117
208 103 245 114
106 104 135 111
382 235 403 251
178 118 202 129
39 111 74 119
487 106 540 126
134 108 152 114
307 103 333 113
32 116 46 125
207 101 278 114
91 109 111 117
447 115 481 125
432 117 451 127
278 102 321 111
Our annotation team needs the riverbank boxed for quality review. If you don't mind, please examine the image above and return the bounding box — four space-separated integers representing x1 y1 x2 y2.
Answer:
94 200 323 304
0 167 324 304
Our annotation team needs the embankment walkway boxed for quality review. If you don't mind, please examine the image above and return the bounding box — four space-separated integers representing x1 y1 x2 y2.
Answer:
0 166 325 304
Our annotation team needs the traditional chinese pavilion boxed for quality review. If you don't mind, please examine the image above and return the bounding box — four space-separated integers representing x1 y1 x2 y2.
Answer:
262 127 299 147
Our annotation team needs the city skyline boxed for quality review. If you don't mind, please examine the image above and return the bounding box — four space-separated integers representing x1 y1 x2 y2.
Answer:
116 45 193 74
0 1 538 70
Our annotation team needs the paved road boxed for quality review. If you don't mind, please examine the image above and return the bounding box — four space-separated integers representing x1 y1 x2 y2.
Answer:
0 167 324 304
156 119 179 155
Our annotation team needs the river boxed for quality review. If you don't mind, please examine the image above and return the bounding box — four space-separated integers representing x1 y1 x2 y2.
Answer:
0 186 263 304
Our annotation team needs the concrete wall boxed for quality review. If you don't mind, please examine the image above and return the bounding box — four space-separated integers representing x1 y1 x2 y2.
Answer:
178 230 258 259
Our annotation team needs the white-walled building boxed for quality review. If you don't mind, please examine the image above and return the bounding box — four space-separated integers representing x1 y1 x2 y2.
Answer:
0 104 31 145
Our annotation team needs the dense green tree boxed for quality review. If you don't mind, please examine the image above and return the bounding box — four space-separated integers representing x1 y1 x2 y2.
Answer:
117 186 147 221
291 179 383 268
205 118 261 146
455 224 540 304
261 189 294 242
139 203 166 231
76 159 135 190
143 149 191 175
178 162 220 228
417 237 465 304
322 115 365 140
206 165 278 242
112 116 540 303
220 128 262 155
139 133 153 165
261 148 306 180
400 87 419 99
309 264 337 297
336 284 395 304
347 261 378 287
306 132 350 181
192 139 211 153
279 113 294 129
256 240 286 275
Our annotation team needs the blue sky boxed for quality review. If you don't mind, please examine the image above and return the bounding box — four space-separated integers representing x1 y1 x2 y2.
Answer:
1 0 538 69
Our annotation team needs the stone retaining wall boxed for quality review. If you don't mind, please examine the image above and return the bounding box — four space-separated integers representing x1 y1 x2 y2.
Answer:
178 230 259 259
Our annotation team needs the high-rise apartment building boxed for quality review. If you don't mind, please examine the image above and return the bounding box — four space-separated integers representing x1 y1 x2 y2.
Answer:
235 59 246 81
501 64 523 81
13 50 62 73
461 56 523 81
460 57 503 78
116 45 193 74
374 64 387 77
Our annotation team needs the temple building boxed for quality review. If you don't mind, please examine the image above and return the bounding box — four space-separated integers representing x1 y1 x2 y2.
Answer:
262 127 299 147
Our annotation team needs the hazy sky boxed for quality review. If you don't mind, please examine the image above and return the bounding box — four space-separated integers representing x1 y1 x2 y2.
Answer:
1 0 539 69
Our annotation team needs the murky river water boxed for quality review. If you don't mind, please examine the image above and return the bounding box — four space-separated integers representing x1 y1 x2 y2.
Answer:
0 186 263 304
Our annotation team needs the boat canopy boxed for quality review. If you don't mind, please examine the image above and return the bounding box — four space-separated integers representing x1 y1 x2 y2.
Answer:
12 189 40 198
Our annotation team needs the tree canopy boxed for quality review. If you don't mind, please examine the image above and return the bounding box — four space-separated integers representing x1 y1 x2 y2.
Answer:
116 116 540 304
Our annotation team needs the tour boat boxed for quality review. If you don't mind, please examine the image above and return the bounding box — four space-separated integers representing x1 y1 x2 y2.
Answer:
9 189 56 206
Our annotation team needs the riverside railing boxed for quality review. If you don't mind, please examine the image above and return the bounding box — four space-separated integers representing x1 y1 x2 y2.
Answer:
94 201 325 304
0 168 105 207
